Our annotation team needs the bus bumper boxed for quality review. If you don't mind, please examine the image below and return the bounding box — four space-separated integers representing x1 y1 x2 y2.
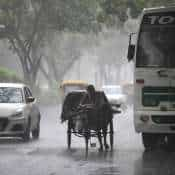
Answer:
134 110 175 133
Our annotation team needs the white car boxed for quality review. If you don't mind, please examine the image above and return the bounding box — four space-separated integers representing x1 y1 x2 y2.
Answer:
102 85 127 109
0 83 41 141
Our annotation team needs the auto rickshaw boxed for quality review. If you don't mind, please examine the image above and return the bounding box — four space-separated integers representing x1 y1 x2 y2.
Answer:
59 80 88 104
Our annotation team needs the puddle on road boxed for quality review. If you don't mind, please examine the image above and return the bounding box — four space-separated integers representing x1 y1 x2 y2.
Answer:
26 147 62 156
89 166 120 175
61 147 117 162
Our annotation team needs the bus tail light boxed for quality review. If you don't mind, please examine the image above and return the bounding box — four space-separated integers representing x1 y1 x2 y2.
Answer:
136 79 144 84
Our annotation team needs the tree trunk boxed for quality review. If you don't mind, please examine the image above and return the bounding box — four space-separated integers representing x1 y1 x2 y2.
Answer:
9 36 41 90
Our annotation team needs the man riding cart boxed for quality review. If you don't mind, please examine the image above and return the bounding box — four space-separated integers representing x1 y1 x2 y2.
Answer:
60 84 121 154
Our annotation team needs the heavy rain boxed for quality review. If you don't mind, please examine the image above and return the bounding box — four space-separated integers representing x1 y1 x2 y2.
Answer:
0 1 175 175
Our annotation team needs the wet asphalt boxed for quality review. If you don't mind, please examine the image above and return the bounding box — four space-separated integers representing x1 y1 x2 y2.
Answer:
0 105 175 175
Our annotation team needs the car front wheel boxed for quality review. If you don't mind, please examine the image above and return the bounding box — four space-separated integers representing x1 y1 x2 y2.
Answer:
32 118 40 139
22 119 31 142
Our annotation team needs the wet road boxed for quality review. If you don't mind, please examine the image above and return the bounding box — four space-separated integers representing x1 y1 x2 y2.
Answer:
0 105 175 175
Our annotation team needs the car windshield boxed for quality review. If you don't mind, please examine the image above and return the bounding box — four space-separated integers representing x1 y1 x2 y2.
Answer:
0 87 23 103
103 87 122 95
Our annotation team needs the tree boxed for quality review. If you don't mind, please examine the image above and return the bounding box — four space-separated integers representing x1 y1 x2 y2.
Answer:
0 0 47 89
0 0 101 90
98 0 175 24
38 0 100 87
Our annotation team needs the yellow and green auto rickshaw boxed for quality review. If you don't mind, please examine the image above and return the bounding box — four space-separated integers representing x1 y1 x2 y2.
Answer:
59 80 88 103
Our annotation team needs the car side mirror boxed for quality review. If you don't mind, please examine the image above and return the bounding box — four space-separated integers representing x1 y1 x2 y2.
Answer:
127 44 135 61
26 97 35 103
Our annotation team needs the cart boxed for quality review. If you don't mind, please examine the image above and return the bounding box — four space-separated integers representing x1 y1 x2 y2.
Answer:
61 91 120 155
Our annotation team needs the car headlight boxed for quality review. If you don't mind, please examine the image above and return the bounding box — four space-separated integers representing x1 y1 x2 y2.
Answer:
11 112 23 118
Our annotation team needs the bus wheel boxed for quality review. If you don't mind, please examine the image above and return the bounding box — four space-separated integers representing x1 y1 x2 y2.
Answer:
167 134 175 151
142 133 159 151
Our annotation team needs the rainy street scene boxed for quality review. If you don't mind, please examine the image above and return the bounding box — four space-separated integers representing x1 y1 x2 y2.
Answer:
1 1 175 175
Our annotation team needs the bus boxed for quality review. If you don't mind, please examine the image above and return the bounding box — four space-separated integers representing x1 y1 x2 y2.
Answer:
127 7 175 149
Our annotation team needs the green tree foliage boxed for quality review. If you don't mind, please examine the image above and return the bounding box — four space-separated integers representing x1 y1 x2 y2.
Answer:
1 0 174 88
98 0 175 23
0 0 45 88
99 0 129 22
0 67 22 82
130 0 175 17
0 0 100 89
45 0 99 32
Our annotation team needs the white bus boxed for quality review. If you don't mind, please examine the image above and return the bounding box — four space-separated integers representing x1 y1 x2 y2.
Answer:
127 7 175 149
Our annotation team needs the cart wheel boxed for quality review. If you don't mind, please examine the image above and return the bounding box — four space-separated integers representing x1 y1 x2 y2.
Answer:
84 126 90 157
85 135 89 157
109 120 114 151
67 120 72 149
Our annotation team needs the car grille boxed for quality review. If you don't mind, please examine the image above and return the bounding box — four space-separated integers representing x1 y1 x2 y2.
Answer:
152 115 175 124
11 124 23 131
0 118 8 131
